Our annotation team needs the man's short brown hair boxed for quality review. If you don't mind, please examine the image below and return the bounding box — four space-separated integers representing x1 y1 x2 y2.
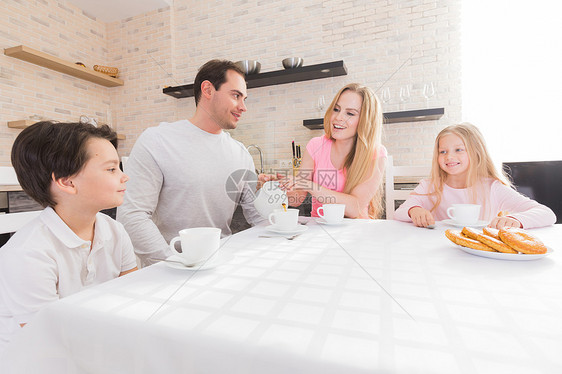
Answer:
193 59 245 105
11 121 118 208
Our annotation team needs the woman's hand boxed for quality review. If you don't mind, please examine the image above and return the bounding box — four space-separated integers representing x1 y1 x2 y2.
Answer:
488 216 522 229
408 206 435 227
257 173 284 189
277 175 298 192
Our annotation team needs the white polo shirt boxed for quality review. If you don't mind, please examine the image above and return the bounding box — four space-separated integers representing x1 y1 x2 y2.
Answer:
0 207 137 353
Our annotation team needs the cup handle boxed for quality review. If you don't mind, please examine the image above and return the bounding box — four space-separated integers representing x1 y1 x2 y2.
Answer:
268 213 276 226
169 236 181 255
317 206 324 218
446 207 455 220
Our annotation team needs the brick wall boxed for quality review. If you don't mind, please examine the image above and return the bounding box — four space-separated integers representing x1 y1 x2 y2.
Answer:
105 7 176 154
1 0 461 169
1 0 111 163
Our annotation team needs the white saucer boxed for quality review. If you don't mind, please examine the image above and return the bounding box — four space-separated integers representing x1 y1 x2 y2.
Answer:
165 252 233 271
443 219 488 228
265 224 309 235
316 218 345 226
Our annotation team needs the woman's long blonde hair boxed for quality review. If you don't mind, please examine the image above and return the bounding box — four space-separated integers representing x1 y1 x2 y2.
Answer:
427 122 510 212
323 83 384 218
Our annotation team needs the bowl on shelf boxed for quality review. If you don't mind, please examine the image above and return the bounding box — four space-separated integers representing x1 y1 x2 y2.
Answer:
282 57 303 69
235 60 261 75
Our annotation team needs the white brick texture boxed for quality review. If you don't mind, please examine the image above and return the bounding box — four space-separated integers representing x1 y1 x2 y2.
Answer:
1 0 461 168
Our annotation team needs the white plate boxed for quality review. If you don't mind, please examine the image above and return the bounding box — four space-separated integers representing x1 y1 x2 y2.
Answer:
165 252 233 271
316 218 345 226
454 245 553 261
265 224 309 235
443 219 489 228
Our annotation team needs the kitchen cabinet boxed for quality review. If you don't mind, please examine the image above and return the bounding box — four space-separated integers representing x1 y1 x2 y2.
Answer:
6 191 42 213
303 107 445 129
0 188 43 246
163 60 347 99
4 45 123 87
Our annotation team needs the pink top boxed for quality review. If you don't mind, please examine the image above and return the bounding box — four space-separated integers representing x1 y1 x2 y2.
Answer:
394 178 556 229
306 135 387 217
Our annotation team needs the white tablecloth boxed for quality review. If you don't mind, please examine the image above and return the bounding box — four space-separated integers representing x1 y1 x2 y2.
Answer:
2 219 562 373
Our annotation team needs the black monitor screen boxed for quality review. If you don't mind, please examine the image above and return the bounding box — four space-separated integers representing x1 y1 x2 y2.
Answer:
502 161 562 224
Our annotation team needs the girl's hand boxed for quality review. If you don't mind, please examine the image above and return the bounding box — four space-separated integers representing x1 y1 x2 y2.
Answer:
488 216 522 229
408 206 435 228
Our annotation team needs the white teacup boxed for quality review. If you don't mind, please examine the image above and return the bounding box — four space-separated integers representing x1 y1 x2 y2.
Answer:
446 204 481 226
317 204 345 224
254 181 288 219
268 208 299 231
169 227 221 265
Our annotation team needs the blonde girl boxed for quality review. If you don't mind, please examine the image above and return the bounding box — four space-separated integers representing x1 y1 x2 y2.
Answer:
281 83 387 219
394 123 556 228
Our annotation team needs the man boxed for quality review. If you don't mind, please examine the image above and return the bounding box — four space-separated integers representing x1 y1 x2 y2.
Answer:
117 60 263 266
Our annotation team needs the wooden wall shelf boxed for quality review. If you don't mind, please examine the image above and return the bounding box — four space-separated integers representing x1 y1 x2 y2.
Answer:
7 120 35 129
163 60 347 99
303 108 445 129
4 45 123 87
7 120 125 140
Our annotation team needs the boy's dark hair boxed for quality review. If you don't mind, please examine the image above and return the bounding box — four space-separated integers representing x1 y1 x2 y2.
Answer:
193 59 245 106
11 121 118 208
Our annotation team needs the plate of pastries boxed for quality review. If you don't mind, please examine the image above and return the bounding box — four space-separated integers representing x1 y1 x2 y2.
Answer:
445 226 553 260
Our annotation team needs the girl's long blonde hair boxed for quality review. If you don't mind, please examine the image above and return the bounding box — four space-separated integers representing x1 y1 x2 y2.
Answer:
427 122 510 212
323 83 384 218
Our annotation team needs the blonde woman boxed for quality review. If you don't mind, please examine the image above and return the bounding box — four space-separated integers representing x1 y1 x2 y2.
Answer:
394 123 556 228
281 83 387 219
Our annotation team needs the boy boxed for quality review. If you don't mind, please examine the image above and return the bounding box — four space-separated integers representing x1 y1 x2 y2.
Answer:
0 121 137 353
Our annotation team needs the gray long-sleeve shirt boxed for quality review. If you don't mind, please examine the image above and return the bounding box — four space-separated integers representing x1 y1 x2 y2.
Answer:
116 120 263 266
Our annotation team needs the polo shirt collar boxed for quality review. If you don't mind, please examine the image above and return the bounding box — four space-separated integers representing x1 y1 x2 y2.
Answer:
40 207 110 249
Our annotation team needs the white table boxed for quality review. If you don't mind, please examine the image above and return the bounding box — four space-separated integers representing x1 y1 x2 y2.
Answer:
2 220 562 373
